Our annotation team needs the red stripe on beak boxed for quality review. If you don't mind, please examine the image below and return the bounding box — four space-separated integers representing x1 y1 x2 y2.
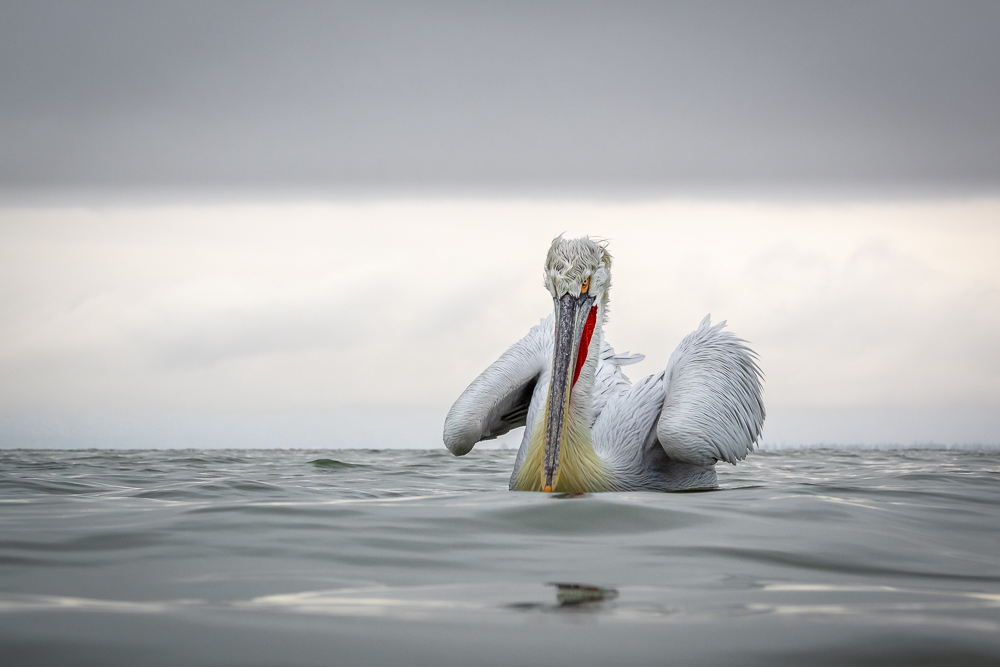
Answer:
572 306 598 388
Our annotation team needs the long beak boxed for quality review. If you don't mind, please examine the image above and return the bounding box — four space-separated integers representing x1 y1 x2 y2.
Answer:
542 291 595 492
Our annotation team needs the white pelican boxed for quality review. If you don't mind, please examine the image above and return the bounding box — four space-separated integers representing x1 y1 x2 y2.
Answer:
443 236 765 492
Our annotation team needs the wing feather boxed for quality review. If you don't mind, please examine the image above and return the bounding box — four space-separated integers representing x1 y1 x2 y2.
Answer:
443 316 551 455
589 339 641 426
656 315 765 466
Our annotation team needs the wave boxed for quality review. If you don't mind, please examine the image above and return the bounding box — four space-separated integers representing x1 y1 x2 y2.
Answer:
757 442 1000 451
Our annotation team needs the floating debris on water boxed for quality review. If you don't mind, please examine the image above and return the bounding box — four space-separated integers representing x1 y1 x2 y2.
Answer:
549 582 619 607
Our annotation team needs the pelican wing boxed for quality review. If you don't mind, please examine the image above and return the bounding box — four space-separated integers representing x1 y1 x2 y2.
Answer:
443 316 552 456
656 315 765 466
590 340 643 426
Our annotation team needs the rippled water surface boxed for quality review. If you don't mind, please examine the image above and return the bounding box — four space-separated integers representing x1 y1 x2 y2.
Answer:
2 448 999 666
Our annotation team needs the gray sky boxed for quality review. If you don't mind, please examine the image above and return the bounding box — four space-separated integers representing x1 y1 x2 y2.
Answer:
2 3 999 449
2 1 999 196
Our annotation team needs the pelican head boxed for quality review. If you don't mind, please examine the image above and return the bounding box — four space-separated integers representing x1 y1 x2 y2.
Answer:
539 236 611 491
543 235 612 303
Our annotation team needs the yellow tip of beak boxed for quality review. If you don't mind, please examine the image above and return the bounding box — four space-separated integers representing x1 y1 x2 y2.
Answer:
543 485 552 493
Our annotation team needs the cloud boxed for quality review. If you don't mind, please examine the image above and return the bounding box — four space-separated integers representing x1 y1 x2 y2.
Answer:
133 273 384 368
1 2 999 195
1 199 998 430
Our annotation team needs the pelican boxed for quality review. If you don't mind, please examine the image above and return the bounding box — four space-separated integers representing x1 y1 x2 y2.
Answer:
443 236 765 492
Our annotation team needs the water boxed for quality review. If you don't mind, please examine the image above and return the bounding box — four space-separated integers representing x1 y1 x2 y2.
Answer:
2 448 999 666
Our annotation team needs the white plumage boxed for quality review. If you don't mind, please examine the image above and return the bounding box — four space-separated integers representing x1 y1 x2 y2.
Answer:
443 236 765 492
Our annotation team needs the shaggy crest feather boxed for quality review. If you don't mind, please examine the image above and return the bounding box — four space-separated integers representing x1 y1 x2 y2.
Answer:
544 235 611 299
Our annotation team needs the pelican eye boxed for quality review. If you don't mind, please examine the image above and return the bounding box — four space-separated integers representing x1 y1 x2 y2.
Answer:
581 277 590 294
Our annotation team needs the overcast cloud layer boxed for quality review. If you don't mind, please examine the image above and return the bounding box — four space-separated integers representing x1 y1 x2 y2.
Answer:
2 1 999 195
1 201 998 447
2 3 999 449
